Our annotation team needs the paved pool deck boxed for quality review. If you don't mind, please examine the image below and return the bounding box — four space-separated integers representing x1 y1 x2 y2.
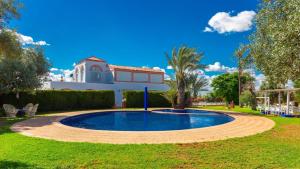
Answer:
10 109 275 144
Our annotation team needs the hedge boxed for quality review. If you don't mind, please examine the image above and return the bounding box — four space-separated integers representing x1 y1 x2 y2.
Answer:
124 91 171 108
0 90 115 113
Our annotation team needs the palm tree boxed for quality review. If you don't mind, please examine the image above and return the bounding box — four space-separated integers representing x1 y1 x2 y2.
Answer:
166 46 205 109
234 44 249 107
186 73 208 98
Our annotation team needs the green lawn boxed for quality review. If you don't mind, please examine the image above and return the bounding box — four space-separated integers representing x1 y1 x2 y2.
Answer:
196 105 261 115
1 108 300 169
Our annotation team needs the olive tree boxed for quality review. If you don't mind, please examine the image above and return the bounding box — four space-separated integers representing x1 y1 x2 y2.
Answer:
0 47 50 98
0 27 50 99
0 0 49 98
250 0 300 85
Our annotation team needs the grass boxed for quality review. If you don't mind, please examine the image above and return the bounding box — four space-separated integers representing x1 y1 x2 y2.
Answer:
1 107 300 169
192 105 260 114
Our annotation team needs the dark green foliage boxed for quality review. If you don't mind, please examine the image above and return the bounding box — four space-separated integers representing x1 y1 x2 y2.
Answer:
294 79 300 103
0 90 114 113
211 72 253 105
124 91 171 108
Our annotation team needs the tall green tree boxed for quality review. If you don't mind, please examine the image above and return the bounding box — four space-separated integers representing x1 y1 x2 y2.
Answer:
0 47 50 98
0 1 49 98
186 73 208 98
250 0 300 84
211 72 254 105
166 46 205 109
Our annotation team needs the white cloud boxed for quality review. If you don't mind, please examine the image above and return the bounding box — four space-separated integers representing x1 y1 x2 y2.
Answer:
48 68 74 82
164 74 171 80
203 27 213 32
205 62 237 73
0 29 49 46
15 31 50 46
200 74 218 93
254 74 265 90
48 72 61 81
152 66 170 80
34 41 48 46
167 65 173 70
204 10 256 34
50 68 58 71
152 66 166 73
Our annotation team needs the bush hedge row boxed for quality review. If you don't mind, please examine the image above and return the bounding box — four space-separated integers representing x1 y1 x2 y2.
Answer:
124 91 171 108
0 90 115 113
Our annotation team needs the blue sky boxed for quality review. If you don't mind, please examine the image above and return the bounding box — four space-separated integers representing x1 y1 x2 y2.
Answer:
10 0 260 81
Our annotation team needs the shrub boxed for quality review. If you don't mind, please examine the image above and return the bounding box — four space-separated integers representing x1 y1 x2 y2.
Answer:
0 108 4 117
124 91 171 108
163 89 177 108
0 90 114 113
240 90 252 106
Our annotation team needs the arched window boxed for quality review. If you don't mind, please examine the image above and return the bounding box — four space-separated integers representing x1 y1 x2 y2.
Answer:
90 65 102 82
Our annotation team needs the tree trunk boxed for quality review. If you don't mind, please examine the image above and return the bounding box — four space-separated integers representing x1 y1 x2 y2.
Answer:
193 89 197 99
177 80 185 109
249 85 257 110
238 63 243 107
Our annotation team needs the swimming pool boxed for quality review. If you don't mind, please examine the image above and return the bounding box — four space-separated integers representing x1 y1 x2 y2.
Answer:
60 109 234 131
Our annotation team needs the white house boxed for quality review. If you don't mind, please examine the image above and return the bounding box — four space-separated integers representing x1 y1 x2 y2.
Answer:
43 56 169 107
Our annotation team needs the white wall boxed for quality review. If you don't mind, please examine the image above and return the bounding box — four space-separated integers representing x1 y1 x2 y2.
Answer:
116 71 131 82
74 63 85 83
133 73 148 82
150 74 163 83
45 81 169 107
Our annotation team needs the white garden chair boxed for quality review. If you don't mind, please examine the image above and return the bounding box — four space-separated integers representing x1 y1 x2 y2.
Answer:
28 104 39 117
3 104 18 118
23 103 34 116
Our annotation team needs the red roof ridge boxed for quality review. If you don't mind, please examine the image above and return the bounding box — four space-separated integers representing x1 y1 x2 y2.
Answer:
109 64 163 73
78 56 106 64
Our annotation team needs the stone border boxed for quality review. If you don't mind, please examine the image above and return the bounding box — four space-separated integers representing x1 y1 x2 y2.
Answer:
10 109 275 144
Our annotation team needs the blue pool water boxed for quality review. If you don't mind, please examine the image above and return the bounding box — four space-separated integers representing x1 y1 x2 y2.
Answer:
60 109 234 131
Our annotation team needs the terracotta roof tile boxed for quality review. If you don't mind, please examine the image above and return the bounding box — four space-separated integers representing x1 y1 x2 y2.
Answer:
109 65 163 73
79 56 106 63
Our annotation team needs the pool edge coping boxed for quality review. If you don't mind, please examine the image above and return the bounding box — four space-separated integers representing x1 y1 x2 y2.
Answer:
10 108 275 144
